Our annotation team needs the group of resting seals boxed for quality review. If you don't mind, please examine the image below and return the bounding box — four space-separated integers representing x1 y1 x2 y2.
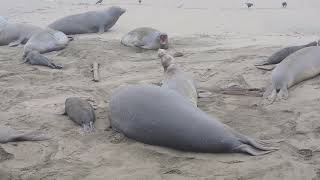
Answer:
255 40 320 102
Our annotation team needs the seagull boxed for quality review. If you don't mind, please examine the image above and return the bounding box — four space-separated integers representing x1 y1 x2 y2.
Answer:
96 0 103 5
245 2 253 8
177 0 184 8
282 2 287 8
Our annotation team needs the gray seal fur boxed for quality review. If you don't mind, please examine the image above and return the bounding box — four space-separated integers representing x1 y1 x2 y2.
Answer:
24 51 63 69
48 6 126 35
109 85 277 155
23 28 69 57
121 27 169 50
0 126 49 143
64 97 96 132
256 41 318 66
158 49 198 106
0 23 42 47
264 46 320 102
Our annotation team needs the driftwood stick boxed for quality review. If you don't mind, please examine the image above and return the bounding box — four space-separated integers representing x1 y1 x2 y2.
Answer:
92 62 100 82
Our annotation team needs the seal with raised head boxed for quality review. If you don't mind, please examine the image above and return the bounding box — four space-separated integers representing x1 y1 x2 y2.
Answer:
23 51 63 69
0 126 49 143
48 6 126 35
263 46 320 102
23 28 70 58
121 27 169 50
158 49 198 106
109 85 278 155
63 97 96 132
255 41 318 66
0 23 42 47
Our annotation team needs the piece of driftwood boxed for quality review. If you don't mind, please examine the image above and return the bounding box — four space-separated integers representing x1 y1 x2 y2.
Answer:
92 62 100 82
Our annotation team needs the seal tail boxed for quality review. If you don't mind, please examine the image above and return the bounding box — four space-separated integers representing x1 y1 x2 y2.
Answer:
13 131 50 142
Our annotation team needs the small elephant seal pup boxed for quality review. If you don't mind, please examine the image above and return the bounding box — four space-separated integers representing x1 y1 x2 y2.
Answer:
158 49 198 106
121 27 169 50
48 6 126 35
64 97 96 132
0 126 49 143
23 28 70 58
109 85 278 155
264 46 320 102
23 51 62 69
0 23 42 47
255 41 318 66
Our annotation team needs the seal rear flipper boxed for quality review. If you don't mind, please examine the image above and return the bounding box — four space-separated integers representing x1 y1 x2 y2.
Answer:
13 132 50 142
234 144 274 156
82 122 95 133
277 87 289 100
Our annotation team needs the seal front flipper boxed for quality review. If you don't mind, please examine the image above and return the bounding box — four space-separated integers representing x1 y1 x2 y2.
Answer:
8 39 23 47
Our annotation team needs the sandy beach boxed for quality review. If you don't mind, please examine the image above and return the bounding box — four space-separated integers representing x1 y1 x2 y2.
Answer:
1 0 320 179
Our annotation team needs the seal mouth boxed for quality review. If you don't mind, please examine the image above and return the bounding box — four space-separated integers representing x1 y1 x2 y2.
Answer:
159 34 168 49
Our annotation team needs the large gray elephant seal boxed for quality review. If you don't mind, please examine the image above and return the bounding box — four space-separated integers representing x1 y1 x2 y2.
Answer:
0 126 49 143
109 85 277 155
48 6 126 35
24 51 62 69
263 46 320 102
121 27 169 50
255 41 318 66
158 49 198 106
23 28 70 58
0 23 42 47
63 97 96 132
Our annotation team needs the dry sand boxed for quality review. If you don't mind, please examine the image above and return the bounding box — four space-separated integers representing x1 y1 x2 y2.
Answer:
1 0 320 179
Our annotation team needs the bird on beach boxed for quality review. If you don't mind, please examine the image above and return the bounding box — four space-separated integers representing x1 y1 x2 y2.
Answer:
282 2 287 8
245 2 253 8
95 0 103 5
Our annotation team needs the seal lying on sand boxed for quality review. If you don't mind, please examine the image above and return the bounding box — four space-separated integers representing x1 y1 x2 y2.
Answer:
48 6 126 35
255 41 318 66
23 51 63 69
109 85 278 155
121 27 169 50
158 49 198 106
23 28 70 58
0 126 49 143
264 46 320 102
63 97 96 132
0 23 42 47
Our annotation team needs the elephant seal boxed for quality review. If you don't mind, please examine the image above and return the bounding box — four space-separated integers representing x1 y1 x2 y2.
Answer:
158 49 198 106
255 41 318 66
23 51 62 69
263 46 320 102
48 6 126 35
63 97 96 132
109 85 278 155
0 126 49 143
23 28 70 58
121 27 169 50
0 23 42 47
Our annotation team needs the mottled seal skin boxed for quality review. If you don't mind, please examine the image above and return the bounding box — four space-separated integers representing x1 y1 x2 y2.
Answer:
158 49 198 106
264 46 320 102
48 6 126 35
23 28 69 58
256 41 318 66
0 23 42 47
0 126 49 143
64 97 96 132
109 85 277 155
121 27 169 50
24 51 63 69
